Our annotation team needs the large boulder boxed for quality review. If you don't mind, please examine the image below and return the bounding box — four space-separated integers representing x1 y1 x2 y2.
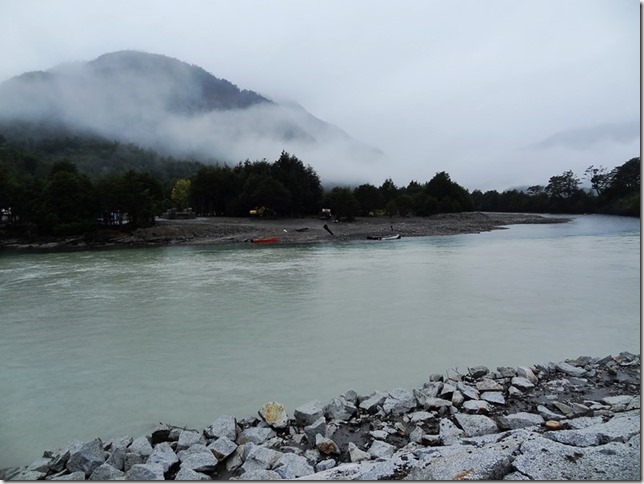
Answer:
454 413 499 437
238 426 276 445
125 463 165 480
240 445 283 473
272 452 314 478
147 441 179 472
499 412 545 430
179 449 219 473
88 463 125 480
382 388 417 415
324 396 357 421
294 400 325 426
66 438 106 477
206 415 238 441
208 436 238 461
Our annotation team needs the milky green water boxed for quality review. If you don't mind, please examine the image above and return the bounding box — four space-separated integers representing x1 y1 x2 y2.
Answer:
0 214 639 468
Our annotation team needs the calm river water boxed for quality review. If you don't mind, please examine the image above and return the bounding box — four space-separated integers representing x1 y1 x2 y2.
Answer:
0 214 640 468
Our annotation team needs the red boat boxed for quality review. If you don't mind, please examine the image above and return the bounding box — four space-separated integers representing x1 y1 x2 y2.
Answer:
250 237 279 244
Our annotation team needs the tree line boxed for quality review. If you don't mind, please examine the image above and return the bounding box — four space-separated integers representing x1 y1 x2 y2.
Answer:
0 132 639 238
470 158 640 217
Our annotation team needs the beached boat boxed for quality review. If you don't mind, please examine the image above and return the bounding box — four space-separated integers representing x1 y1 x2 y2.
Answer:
367 234 401 241
251 237 279 244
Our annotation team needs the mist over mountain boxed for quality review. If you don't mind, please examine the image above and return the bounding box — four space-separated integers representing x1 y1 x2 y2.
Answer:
0 50 385 184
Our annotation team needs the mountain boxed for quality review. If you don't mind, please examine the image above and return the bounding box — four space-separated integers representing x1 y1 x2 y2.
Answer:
0 51 385 183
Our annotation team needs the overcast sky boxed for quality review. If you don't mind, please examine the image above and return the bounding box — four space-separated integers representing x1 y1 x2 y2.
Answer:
0 0 639 191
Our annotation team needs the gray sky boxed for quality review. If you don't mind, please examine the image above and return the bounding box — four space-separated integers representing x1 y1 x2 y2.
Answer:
0 0 640 191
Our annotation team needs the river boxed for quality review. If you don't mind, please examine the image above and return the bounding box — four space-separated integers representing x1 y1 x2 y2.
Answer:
0 214 639 468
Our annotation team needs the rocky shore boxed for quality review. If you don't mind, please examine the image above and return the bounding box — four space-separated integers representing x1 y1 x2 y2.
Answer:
0 212 569 250
1 352 639 480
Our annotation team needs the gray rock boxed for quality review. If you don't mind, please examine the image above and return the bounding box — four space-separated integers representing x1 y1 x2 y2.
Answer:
359 452 418 480
369 429 389 440
304 416 327 444
149 425 172 445
368 440 396 460
409 425 424 444
89 463 125 480
500 412 544 430
347 442 371 462
48 449 71 473
556 361 587 377
481 391 506 405
259 402 289 429
147 441 179 472
420 396 453 410
602 395 635 407
315 458 336 471
123 452 144 472
454 413 499 436
125 463 165 480
422 382 444 398
457 382 480 400
517 366 539 384
511 376 535 390
177 429 205 450
11 469 48 480
273 452 314 478
208 435 238 461
496 366 517 378
406 444 512 480
340 389 359 404
545 410 640 447
358 392 387 413
206 415 238 440
383 387 417 415
324 396 357 421
238 426 276 445
451 390 465 406
476 379 504 392
315 434 340 455
439 418 464 445
50 471 86 480
462 399 493 413
174 467 211 480
428 373 444 382
295 462 376 480
128 435 153 456
105 445 126 471
468 365 490 378
241 469 283 480
407 410 434 423
537 404 566 420
439 382 456 397
513 435 640 480
553 401 574 417
66 438 106 477
241 445 283 472
294 400 324 426
180 449 219 473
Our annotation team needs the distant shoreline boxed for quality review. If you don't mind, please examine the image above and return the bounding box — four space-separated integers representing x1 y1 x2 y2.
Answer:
0 212 571 252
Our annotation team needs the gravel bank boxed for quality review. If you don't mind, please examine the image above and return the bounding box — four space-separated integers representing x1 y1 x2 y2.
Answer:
1 352 639 480
1 212 570 250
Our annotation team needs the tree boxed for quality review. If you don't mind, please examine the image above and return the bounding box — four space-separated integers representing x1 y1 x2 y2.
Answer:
584 165 611 197
272 151 322 216
546 170 580 199
37 161 98 234
324 187 359 221
353 184 383 216
171 179 191 210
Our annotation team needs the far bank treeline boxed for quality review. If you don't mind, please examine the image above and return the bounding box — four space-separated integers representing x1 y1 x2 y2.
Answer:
0 134 639 237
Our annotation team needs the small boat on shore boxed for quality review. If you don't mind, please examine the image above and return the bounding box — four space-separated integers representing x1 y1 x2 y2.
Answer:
250 237 279 244
367 234 401 241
